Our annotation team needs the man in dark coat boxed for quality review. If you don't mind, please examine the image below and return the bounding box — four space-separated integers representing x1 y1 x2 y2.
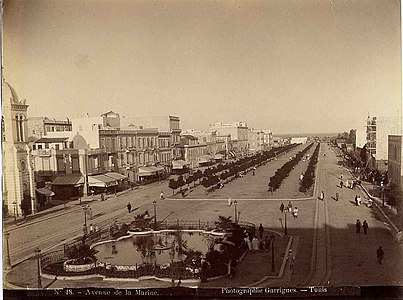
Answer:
356 219 361 234
258 224 264 239
377 246 384 264
127 202 132 213
363 220 369 234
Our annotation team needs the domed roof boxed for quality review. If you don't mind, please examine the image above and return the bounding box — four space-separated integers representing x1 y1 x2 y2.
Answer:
2 80 19 104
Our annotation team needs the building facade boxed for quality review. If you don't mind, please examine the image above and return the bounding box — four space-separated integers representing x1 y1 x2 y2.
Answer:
210 122 249 156
2 80 36 215
366 115 402 170
28 117 72 140
388 135 403 188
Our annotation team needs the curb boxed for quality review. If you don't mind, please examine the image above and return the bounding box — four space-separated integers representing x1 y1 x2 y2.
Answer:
348 170 400 233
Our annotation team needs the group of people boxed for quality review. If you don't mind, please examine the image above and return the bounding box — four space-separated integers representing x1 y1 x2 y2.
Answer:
244 225 272 252
355 219 369 234
279 201 299 218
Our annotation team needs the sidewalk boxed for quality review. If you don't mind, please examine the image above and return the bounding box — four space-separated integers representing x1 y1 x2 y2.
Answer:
3 188 135 231
348 171 401 233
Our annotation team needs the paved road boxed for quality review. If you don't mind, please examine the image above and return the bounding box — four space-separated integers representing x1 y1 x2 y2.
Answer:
303 144 403 286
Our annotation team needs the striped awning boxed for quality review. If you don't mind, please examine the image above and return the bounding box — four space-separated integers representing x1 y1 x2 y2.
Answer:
138 167 156 177
88 174 118 187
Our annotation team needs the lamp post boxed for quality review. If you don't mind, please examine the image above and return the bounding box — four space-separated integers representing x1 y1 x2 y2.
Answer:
270 234 275 273
13 201 17 222
284 210 288 236
153 199 157 229
34 248 42 288
4 232 11 270
82 205 89 234
234 200 238 224
381 181 384 206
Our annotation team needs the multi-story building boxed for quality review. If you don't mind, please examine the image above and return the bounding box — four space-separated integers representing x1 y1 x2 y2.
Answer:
388 135 403 188
210 122 248 157
366 115 401 170
180 134 208 168
121 115 182 159
2 80 36 215
262 129 273 150
28 117 72 140
248 129 264 153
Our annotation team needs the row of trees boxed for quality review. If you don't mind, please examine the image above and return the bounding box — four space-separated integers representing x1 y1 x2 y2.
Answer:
168 170 204 194
200 144 299 191
268 143 314 191
168 144 299 195
299 143 320 193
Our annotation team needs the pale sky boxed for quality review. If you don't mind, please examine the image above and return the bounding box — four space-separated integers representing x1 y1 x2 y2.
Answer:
3 0 402 134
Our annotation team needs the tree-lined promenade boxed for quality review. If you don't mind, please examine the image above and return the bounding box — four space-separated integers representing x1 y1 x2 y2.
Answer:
4 143 402 289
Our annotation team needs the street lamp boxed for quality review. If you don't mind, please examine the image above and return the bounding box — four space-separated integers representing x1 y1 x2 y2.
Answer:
34 248 42 288
284 209 288 236
13 201 17 222
153 199 157 229
234 200 238 224
381 181 385 206
82 205 89 234
4 232 11 270
270 234 275 273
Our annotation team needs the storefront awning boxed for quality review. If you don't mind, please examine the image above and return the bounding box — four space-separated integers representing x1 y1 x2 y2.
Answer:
149 166 165 173
198 155 213 164
214 154 224 160
138 167 156 177
88 174 118 187
52 174 84 186
104 172 127 181
36 188 55 197
172 160 189 170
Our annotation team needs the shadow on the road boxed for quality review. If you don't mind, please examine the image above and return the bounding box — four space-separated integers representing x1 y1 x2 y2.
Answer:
91 212 105 219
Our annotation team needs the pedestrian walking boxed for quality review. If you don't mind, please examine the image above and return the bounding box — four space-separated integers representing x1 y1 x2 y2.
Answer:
87 205 92 219
258 224 264 239
363 220 369 234
288 249 294 270
160 191 164 200
89 223 94 234
335 193 339 201
292 207 298 219
127 202 132 213
287 201 293 212
252 236 259 252
356 219 361 234
340 180 344 189
376 246 384 264
101 193 105 201
340 174 343 180
228 197 232 207
355 195 358 206
244 236 252 251
320 191 324 200
280 202 285 213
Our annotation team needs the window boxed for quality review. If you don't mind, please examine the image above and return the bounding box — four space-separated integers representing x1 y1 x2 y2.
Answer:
33 145 36 150
38 145 43 150
55 144 60 150
45 143 49 149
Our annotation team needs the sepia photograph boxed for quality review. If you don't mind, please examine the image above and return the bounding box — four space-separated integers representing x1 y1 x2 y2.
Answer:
2 0 403 298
